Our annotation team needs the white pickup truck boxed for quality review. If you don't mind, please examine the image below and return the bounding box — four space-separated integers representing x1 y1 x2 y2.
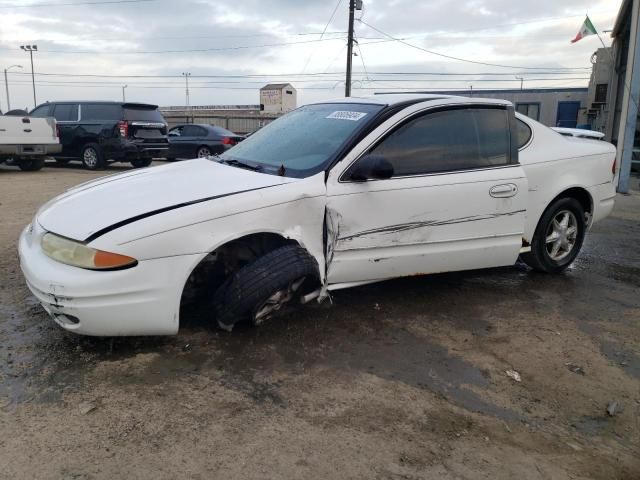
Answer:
0 112 61 171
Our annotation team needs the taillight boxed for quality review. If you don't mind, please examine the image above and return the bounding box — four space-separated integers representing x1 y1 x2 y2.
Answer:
55 122 60 139
612 157 617 176
118 120 129 138
222 137 236 146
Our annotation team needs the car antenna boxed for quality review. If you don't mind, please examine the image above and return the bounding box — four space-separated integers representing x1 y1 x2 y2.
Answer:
277 164 286 176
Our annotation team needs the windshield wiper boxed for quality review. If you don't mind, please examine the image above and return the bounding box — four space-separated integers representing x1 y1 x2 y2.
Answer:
217 158 262 172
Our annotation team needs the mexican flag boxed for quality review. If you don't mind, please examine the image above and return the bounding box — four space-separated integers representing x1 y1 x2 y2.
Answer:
571 16 597 43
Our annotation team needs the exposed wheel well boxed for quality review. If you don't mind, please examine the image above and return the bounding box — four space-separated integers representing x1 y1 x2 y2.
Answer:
552 187 593 218
179 232 304 311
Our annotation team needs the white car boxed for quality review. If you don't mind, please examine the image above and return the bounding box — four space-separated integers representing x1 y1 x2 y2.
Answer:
19 95 617 336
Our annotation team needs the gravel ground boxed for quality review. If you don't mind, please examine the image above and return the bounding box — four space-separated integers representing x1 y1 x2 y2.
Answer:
1 161 639 480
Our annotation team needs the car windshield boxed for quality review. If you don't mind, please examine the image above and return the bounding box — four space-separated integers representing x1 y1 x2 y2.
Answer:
218 102 384 177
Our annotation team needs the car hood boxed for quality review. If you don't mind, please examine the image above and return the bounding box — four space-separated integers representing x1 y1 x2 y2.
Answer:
37 159 296 242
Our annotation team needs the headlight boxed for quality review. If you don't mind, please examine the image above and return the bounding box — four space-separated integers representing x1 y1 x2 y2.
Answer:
41 233 137 270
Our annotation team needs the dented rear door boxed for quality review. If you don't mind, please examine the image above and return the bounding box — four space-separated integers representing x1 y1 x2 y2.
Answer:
325 103 528 285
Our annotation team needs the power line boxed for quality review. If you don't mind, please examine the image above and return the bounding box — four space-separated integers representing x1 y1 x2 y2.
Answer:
358 19 592 71
0 0 156 7
11 69 590 79
301 0 343 73
0 36 347 55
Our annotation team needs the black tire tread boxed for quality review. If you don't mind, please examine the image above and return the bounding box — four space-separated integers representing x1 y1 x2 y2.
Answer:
81 143 104 170
521 197 585 273
213 245 319 329
17 157 45 171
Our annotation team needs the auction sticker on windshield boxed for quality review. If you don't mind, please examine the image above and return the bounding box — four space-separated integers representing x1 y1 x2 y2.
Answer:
326 111 368 121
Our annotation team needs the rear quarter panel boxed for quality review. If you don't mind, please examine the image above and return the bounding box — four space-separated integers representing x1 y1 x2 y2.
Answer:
519 117 616 241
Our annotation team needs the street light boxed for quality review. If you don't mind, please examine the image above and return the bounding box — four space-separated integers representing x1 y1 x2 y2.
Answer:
181 72 191 122
20 44 38 108
3 64 22 111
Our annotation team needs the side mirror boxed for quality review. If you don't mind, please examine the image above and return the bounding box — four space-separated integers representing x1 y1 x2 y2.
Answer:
349 154 394 182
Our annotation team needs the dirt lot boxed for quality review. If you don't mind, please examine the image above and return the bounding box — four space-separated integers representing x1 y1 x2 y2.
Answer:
1 161 639 480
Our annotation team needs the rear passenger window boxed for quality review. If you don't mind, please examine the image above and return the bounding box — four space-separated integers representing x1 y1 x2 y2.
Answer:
369 107 511 176
30 105 51 117
517 119 532 149
52 104 78 122
81 104 122 121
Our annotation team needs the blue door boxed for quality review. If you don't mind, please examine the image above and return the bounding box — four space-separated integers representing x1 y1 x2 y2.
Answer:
556 101 581 128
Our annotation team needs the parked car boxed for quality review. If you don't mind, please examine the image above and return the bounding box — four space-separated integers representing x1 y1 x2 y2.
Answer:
0 110 61 171
167 124 244 160
19 94 617 336
29 101 168 170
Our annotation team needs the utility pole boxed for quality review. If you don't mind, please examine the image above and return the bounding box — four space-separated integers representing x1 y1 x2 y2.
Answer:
182 72 191 122
20 45 37 107
122 84 127 102
345 0 355 97
3 65 22 111
516 76 524 90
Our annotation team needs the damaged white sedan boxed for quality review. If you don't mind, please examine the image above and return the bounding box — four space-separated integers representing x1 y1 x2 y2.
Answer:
19 94 617 336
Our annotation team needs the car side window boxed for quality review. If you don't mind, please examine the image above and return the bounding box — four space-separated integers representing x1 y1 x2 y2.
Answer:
367 107 511 177
30 105 52 117
517 118 532 149
81 104 122 121
52 104 78 122
182 125 201 136
169 126 183 136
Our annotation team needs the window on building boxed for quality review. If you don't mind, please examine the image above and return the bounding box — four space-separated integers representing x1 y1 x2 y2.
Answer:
286 90 293 95
515 103 540 121
367 107 511 177
595 84 608 103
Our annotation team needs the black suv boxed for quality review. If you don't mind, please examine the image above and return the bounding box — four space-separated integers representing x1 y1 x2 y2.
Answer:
30 101 169 169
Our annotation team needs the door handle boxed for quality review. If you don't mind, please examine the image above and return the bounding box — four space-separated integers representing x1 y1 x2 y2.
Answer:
490 184 518 198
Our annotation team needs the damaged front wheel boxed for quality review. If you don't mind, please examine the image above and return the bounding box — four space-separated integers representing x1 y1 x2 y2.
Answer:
213 245 319 331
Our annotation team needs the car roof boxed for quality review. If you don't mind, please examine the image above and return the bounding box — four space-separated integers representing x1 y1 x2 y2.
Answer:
310 93 512 108
34 101 159 108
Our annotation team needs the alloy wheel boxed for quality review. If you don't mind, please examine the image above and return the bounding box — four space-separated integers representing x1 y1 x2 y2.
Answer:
545 210 579 261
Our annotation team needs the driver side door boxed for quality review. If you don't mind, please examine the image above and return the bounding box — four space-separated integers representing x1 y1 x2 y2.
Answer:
325 103 528 286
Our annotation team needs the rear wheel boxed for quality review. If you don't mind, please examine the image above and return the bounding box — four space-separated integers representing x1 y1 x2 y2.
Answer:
196 146 211 158
130 157 152 168
17 157 45 171
81 143 104 170
213 245 319 331
521 197 586 273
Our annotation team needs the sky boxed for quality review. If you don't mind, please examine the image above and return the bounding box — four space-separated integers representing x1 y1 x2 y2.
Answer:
0 0 624 111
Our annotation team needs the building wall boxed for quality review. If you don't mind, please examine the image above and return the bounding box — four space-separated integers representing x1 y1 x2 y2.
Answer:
281 87 297 113
260 88 284 114
463 90 588 126
394 89 589 127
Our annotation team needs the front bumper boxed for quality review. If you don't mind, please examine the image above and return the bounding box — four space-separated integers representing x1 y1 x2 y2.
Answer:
18 223 199 336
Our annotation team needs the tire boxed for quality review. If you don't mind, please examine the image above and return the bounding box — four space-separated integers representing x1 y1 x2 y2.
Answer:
54 158 70 166
521 197 586 273
196 146 211 158
81 143 104 170
17 157 45 171
130 157 152 168
213 245 320 330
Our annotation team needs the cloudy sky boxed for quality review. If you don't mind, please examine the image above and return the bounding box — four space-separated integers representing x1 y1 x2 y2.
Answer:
0 0 624 110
